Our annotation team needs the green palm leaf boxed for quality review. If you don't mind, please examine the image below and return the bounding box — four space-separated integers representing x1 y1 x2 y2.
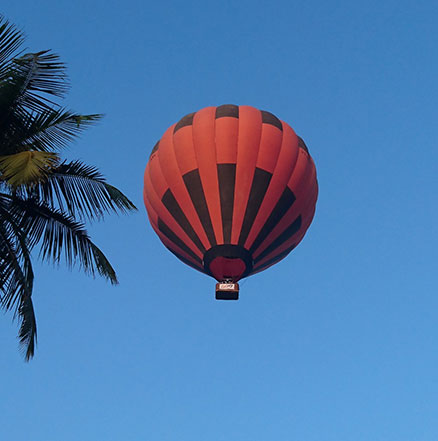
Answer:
0 17 136 360
0 108 102 155
0 17 25 75
18 109 102 152
0 50 68 146
32 160 136 220
9 51 68 111
0 220 25 310
0 48 67 154
0 193 30 310
0 150 59 186
10 196 118 283
18 293 37 361
0 192 36 359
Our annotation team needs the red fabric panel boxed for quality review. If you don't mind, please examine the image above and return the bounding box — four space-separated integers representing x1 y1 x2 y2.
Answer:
253 189 318 269
243 123 299 250
255 123 283 173
143 166 203 259
143 192 203 270
172 125 198 175
192 107 223 244
215 116 239 164
231 106 263 244
253 149 316 259
157 125 210 249
209 257 246 281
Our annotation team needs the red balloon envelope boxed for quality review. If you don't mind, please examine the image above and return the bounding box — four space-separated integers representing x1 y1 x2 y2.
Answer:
143 105 318 298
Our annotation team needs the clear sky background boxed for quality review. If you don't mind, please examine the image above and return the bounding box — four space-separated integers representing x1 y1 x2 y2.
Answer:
1 1 437 440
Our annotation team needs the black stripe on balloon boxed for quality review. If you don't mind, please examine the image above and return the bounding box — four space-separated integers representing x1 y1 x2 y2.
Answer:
183 169 217 247
297 136 309 153
149 140 159 158
238 168 272 246
261 110 282 131
253 243 297 272
158 219 202 264
217 164 236 243
216 104 239 119
174 112 195 133
162 189 206 254
254 216 302 264
165 246 204 272
203 244 253 279
249 187 296 255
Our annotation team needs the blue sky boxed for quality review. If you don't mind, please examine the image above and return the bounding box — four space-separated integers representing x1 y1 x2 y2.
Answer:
1 0 437 440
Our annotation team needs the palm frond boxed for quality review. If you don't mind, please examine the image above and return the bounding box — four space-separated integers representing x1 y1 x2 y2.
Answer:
0 49 68 127
0 17 24 72
0 194 26 310
0 191 36 360
17 109 102 152
31 160 137 220
12 51 68 107
0 193 30 310
0 150 59 186
0 220 24 310
89 242 117 282
13 236 36 361
0 16 135 360
9 196 118 284
18 293 37 361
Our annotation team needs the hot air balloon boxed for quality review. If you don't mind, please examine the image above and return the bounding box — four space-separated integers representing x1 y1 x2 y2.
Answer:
143 105 318 299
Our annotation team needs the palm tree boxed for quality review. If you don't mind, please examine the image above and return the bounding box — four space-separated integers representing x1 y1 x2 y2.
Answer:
0 17 136 360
